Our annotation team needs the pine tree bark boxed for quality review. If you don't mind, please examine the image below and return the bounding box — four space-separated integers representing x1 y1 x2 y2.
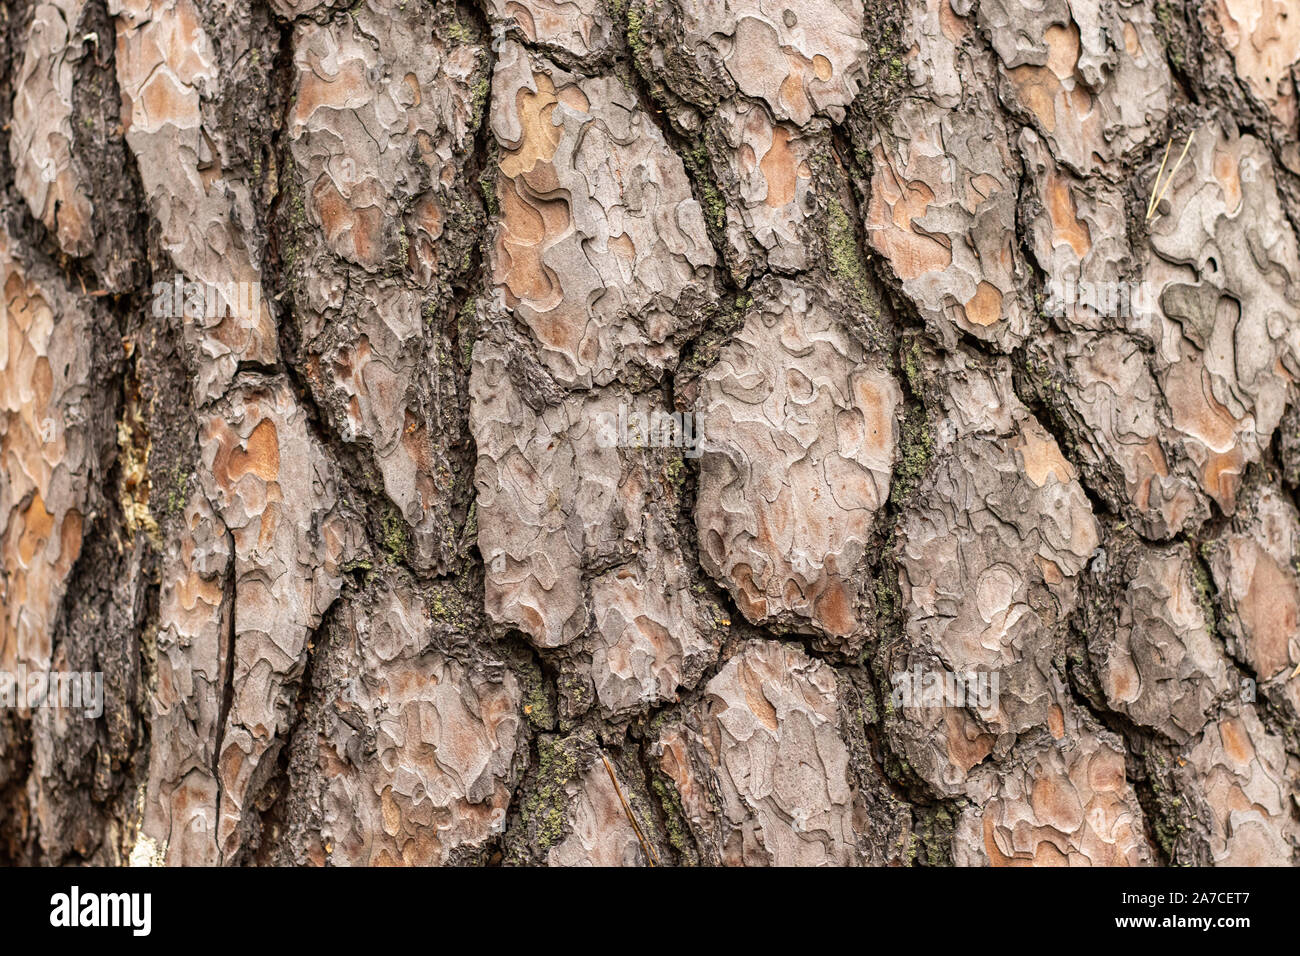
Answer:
0 0 1298 866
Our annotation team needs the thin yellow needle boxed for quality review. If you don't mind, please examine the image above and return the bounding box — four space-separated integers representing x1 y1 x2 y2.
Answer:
1148 133 1194 223
1146 137 1173 220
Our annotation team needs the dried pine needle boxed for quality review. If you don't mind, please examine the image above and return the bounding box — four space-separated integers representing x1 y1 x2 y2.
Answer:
601 752 660 867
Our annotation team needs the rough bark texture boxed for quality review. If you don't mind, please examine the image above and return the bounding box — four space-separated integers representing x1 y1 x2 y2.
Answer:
0 0 1298 866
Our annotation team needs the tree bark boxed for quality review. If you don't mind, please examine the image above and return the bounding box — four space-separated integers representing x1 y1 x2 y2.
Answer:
0 0 1298 866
